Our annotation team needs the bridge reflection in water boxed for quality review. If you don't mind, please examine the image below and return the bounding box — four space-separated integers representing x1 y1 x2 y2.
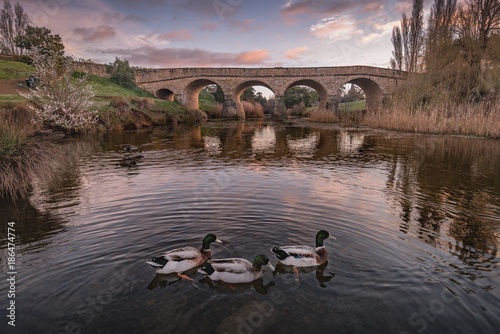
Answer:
181 121 368 160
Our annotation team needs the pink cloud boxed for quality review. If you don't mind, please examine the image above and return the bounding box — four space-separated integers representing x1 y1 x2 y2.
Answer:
394 1 413 14
158 29 194 41
229 18 257 32
73 25 116 42
236 49 270 64
362 2 385 13
310 16 359 41
285 46 310 59
201 22 217 32
281 0 372 22
96 46 272 67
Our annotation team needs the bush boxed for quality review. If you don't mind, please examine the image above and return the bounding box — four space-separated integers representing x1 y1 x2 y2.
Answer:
106 57 136 90
286 101 308 116
20 49 98 132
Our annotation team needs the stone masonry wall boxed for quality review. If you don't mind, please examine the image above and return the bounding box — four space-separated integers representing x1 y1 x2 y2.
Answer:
73 62 110 78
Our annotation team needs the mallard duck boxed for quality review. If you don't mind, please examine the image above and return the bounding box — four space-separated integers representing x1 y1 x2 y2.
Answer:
198 255 275 284
271 230 335 267
146 234 221 274
119 155 144 167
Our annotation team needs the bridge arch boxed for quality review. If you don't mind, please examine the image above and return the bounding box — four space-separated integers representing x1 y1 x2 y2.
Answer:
233 80 275 102
155 88 175 101
184 78 225 110
284 79 329 109
342 77 384 112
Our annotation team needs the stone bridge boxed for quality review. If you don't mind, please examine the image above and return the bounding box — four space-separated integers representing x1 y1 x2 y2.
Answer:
135 66 406 119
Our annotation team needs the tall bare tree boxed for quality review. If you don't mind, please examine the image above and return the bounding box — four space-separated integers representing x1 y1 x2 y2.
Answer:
426 0 457 69
409 0 425 72
0 0 29 55
390 26 403 70
393 0 425 72
401 13 411 71
457 0 500 51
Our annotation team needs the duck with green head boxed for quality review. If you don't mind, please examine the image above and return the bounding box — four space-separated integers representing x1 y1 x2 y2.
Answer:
198 255 275 284
146 234 222 274
271 230 335 267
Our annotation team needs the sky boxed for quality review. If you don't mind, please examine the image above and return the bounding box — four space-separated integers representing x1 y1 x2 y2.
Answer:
19 0 419 70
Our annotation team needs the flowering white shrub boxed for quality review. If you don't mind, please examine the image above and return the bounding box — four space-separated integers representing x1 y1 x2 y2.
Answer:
20 48 98 131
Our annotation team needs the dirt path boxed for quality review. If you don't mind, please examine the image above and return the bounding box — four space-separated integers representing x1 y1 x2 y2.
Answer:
0 79 29 95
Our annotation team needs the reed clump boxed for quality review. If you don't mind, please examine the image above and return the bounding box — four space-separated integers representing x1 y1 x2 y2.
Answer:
241 101 264 118
308 109 340 123
0 108 65 200
286 101 310 117
364 95 500 138
208 102 223 119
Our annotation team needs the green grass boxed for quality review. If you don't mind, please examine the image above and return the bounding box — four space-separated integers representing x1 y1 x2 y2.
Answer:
0 95 27 101
0 95 28 108
198 89 216 112
85 74 154 97
0 60 36 80
153 99 186 115
339 100 366 111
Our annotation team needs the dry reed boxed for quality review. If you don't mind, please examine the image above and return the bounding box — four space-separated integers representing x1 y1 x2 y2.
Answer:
242 101 264 118
211 102 223 118
308 95 500 139
0 108 66 200
308 109 340 123
364 96 500 138
286 101 309 117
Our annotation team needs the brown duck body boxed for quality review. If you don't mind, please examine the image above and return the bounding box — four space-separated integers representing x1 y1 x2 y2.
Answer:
271 230 335 267
271 245 328 267
146 234 221 274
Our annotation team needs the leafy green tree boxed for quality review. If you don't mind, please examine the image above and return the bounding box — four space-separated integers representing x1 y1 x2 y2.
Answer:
241 87 256 103
106 57 136 89
254 91 268 106
211 84 224 103
15 25 64 58
284 86 319 109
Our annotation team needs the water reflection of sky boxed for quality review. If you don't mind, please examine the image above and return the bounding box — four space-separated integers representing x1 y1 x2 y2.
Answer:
337 130 365 153
203 136 222 155
251 126 276 154
287 132 320 157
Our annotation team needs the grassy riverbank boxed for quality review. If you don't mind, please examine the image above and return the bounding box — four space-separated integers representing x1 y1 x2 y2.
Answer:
0 61 213 199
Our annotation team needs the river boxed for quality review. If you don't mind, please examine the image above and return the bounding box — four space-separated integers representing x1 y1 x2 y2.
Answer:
1 119 499 334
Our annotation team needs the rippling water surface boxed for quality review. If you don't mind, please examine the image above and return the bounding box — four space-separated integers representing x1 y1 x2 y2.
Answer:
1 120 499 334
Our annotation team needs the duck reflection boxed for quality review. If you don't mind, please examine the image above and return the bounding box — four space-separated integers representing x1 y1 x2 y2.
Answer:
147 267 199 289
199 276 275 295
273 261 335 288
147 273 182 289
